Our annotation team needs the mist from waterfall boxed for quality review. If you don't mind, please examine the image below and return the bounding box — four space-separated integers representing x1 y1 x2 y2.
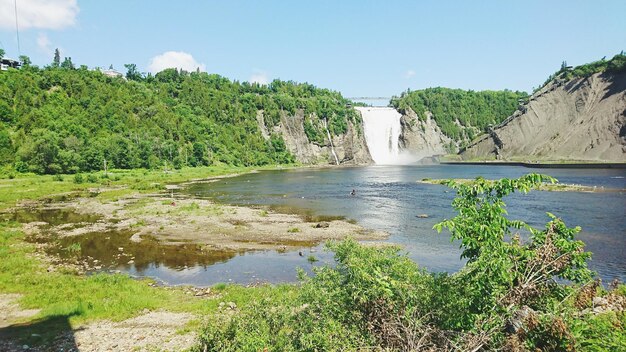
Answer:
356 107 410 165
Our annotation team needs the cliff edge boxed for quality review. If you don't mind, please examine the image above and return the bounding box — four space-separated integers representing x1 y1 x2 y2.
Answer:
398 108 453 160
256 109 372 165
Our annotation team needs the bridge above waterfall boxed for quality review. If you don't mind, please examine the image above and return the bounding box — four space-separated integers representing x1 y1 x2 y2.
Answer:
348 97 392 107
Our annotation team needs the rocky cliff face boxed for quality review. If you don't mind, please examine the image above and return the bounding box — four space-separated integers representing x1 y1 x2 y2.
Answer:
461 72 626 161
398 108 453 159
256 109 372 165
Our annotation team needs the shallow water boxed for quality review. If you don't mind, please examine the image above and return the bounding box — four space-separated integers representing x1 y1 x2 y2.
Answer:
8 164 626 286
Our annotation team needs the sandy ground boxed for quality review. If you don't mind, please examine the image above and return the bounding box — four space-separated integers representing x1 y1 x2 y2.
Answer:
0 294 41 329
0 293 196 351
21 192 387 252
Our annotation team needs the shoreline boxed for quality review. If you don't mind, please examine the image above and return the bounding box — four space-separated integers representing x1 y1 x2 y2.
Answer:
440 161 626 169
417 178 625 193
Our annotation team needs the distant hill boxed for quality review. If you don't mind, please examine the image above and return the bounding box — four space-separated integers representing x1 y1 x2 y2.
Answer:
460 54 626 162
0 65 365 174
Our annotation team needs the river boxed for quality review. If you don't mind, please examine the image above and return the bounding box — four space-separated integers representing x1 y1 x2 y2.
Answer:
175 164 626 285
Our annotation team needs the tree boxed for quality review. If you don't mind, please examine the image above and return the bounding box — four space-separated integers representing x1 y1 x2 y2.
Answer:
0 49 5 60
434 175 592 321
561 60 568 70
124 63 142 81
18 55 31 67
52 48 61 67
61 57 75 69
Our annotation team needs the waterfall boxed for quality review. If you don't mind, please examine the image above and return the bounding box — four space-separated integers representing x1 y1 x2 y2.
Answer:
323 118 340 165
356 107 404 164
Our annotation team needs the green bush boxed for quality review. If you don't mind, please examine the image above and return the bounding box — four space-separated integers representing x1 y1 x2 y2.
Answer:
73 173 84 184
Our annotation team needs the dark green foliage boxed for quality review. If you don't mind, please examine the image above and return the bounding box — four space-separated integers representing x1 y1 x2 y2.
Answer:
0 65 355 174
390 87 528 141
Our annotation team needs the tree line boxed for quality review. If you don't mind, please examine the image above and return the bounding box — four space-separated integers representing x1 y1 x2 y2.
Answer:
0 57 359 174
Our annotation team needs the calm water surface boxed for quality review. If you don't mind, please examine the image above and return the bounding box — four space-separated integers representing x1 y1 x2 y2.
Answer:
179 165 626 284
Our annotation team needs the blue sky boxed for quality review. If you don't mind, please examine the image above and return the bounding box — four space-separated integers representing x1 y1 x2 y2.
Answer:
1 0 625 97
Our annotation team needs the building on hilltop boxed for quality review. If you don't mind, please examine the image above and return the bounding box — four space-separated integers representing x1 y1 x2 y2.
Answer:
101 68 125 79
1 58 21 71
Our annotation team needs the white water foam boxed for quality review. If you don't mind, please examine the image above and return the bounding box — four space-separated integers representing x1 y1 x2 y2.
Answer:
356 107 408 164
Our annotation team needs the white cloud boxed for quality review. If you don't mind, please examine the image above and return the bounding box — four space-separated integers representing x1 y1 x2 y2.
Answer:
0 0 79 30
249 70 269 85
405 69 416 79
36 32 53 55
147 51 206 74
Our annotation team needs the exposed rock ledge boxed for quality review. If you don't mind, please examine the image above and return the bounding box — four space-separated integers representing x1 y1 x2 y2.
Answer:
398 108 453 160
257 109 373 165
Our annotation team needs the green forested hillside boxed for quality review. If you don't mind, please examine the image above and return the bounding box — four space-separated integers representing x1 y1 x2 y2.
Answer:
535 52 626 92
0 64 358 174
390 88 528 141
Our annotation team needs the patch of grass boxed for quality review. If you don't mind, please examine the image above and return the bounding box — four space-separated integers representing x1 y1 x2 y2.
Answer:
63 242 81 254
206 205 224 216
0 165 289 211
180 202 201 212
213 283 227 291
287 227 300 233
130 220 147 228
96 188 135 202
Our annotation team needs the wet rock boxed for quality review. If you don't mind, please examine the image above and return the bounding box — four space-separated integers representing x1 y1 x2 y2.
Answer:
593 296 608 307
315 222 330 228
127 260 135 264
416 214 429 218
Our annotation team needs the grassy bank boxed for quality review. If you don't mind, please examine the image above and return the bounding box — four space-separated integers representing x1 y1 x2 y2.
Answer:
0 164 295 211
0 164 297 347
